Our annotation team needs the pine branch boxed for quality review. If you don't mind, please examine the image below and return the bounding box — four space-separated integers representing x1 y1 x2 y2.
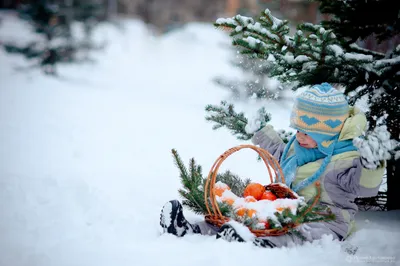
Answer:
289 228 307 241
172 149 206 214
214 8 386 92
213 76 282 100
205 101 296 144
276 129 294 144
179 190 204 215
349 43 386 58
204 101 254 140
171 149 189 183
216 170 251 196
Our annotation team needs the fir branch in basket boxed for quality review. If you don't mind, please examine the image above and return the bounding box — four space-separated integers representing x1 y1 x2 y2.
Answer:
172 149 249 216
172 149 206 215
215 170 251 196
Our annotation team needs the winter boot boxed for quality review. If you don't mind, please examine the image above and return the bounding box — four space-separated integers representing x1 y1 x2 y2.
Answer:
216 223 277 248
252 238 277 248
160 200 200 237
216 224 245 243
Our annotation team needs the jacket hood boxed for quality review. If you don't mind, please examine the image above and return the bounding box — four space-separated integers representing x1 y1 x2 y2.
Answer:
339 107 367 141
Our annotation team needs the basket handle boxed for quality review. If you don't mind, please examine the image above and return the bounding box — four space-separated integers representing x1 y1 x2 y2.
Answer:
204 144 285 219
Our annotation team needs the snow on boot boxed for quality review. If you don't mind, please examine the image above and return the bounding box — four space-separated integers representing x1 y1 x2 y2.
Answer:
252 238 277 248
160 200 200 237
216 224 245 243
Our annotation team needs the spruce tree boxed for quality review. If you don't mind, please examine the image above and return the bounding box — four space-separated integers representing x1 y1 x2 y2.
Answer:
314 0 400 210
209 2 400 209
3 0 107 75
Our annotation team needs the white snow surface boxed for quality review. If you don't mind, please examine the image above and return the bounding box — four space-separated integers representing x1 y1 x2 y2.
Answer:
1 11 400 266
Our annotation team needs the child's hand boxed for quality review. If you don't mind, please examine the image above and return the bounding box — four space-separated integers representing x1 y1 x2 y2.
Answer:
353 125 395 169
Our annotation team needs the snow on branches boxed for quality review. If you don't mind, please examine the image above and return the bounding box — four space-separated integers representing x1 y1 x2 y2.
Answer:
214 9 400 94
353 125 397 169
204 101 271 141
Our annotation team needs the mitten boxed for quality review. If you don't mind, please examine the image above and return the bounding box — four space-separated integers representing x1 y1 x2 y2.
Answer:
251 124 285 146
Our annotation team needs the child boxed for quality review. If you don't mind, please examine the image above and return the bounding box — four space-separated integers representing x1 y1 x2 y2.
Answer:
159 83 387 248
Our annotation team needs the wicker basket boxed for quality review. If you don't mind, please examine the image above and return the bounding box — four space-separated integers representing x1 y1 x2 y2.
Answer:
204 144 321 237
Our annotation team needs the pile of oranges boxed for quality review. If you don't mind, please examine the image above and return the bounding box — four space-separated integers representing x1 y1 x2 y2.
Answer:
213 182 281 229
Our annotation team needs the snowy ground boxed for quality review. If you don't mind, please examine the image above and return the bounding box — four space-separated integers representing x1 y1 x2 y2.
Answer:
0 12 399 266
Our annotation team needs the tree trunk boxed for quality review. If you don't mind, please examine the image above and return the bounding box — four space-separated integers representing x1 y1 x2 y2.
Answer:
386 158 400 210
226 0 240 17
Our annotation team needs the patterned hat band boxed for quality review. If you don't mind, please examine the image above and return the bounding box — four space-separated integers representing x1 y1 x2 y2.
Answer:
290 109 348 136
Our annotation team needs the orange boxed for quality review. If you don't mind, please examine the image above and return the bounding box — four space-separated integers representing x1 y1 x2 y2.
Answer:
213 184 230 197
236 208 246 216
243 183 266 200
222 198 235 205
236 208 257 218
260 191 277 201
244 196 257 202
247 209 257 218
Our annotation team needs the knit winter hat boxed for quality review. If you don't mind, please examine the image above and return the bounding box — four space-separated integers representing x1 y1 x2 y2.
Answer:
290 83 350 155
279 83 355 192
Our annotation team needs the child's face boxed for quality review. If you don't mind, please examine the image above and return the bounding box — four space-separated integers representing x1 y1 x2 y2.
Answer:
296 131 317 149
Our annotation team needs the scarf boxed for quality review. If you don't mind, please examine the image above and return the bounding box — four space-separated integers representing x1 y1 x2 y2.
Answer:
279 135 357 192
